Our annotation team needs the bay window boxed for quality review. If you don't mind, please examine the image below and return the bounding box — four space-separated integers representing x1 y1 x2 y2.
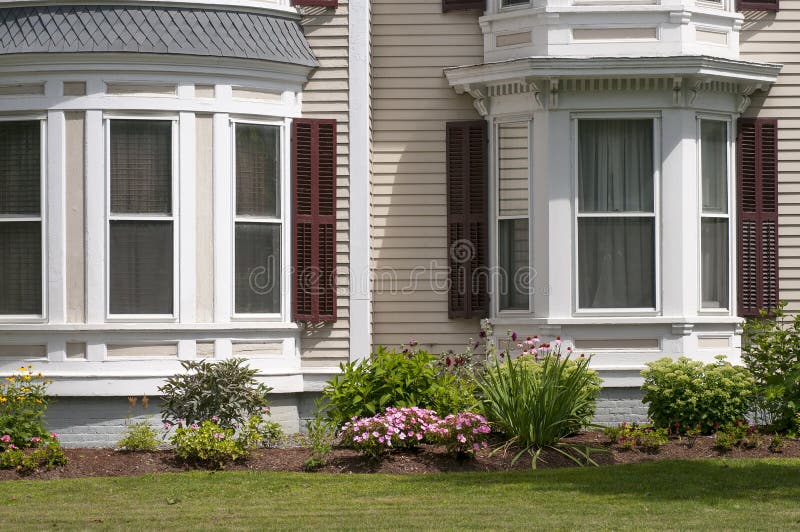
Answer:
108 119 175 316
497 120 530 311
576 119 657 310
0 120 43 316
234 122 282 315
699 119 730 310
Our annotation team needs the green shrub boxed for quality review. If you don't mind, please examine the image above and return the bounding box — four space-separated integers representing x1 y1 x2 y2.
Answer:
159 358 272 429
322 347 477 428
641 356 754 435
0 366 52 448
0 437 67 473
170 420 246 469
607 423 669 453
742 302 800 431
116 421 160 452
477 353 601 467
713 421 761 452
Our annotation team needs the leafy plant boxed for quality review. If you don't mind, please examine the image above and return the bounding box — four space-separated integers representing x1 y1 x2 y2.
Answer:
159 358 272 430
608 423 669 453
322 347 477 428
0 435 66 473
713 421 761 452
477 352 601 468
641 356 754 435
303 413 336 471
170 420 247 469
769 434 784 453
742 302 800 431
116 421 160 452
0 366 52 448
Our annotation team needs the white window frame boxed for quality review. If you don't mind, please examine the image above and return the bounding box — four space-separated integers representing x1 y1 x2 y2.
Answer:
104 114 179 322
230 116 289 322
572 112 662 316
493 116 534 316
697 113 735 315
0 116 47 322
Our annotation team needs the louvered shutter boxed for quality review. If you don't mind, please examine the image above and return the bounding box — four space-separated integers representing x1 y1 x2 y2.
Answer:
738 118 779 317
737 0 778 11
291 0 338 7
443 0 485 12
446 121 488 319
292 119 337 323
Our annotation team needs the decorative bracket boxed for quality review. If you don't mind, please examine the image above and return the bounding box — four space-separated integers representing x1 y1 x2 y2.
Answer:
549 78 560 110
672 77 683 106
688 78 705 106
455 84 489 117
738 83 763 113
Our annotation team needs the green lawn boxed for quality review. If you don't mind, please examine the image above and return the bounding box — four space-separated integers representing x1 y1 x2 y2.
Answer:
2 459 799 530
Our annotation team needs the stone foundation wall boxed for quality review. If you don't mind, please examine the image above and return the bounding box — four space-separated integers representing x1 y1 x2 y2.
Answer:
45 389 649 447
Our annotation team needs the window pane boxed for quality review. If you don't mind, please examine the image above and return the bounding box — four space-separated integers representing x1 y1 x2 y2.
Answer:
235 223 281 314
0 121 40 216
578 217 655 309
0 222 41 314
236 124 280 217
701 120 728 214
498 219 529 311
110 120 172 215
578 120 653 213
109 221 173 314
701 218 729 309
498 121 529 217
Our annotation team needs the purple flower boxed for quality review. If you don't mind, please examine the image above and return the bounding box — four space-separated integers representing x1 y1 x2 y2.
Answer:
511 332 518 342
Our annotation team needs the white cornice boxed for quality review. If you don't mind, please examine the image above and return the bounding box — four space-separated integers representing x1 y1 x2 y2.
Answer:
445 55 782 89
0 53 314 85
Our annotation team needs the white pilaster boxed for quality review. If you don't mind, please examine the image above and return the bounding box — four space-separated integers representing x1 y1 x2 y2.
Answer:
348 0 373 360
213 112 232 323
179 112 196 323
46 110 66 324
85 110 105 323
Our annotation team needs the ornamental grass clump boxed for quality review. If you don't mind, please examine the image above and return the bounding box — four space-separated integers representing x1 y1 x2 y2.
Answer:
477 330 601 468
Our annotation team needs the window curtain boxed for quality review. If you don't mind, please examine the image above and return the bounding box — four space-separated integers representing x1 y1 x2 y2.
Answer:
578 120 655 309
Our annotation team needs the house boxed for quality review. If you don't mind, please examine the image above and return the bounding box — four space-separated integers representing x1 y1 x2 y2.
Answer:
0 0 788 445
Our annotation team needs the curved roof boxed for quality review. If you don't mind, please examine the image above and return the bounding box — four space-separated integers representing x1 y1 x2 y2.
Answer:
0 5 317 67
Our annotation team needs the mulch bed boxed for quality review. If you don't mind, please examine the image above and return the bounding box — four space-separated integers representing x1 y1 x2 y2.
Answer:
2 432 799 481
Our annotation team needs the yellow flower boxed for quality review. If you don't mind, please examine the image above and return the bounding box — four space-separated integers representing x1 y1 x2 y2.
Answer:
0 397 6 403
16 396 23 401
22 375 31 381
18 367 26 372
4 377 13 383
36 373 43 379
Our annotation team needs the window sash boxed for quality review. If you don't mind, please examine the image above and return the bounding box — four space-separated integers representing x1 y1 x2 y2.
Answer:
575 117 658 311
0 119 45 318
233 121 285 317
106 118 176 318
699 118 731 311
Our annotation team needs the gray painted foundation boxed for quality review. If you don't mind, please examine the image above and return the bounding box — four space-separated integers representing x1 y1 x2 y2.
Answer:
46 389 649 447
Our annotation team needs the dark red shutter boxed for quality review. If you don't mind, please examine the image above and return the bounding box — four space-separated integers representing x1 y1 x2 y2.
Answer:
737 0 778 11
292 0 337 6
292 119 337 323
446 121 488 319
738 118 779 317
443 0 485 12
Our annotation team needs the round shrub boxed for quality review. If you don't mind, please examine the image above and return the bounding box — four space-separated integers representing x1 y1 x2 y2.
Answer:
322 347 477 428
641 356 754 434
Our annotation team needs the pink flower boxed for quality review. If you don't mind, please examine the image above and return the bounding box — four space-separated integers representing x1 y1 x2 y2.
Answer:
0 434 10 443
30 436 41 443
190 423 200 429
213 432 225 440
211 415 220 423
50 432 59 439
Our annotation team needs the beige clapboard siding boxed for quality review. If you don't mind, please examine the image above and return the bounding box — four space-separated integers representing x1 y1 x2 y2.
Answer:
741 8 800 313
371 0 484 354
298 1 351 367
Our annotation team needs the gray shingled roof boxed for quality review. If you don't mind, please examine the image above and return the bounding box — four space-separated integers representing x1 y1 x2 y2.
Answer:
0 5 317 67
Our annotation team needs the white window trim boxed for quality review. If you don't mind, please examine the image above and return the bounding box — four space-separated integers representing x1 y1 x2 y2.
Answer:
697 113 735 315
0 116 48 323
104 115 180 322
571 112 662 316
492 116 534 317
229 116 290 322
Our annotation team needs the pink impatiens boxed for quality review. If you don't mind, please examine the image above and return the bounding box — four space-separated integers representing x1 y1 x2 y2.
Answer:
338 407 490 458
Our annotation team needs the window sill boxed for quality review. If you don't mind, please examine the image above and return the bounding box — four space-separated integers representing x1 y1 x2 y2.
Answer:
0 323 301 332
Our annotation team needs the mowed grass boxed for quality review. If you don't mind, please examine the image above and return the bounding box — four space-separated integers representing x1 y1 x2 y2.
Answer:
2 459 799 530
